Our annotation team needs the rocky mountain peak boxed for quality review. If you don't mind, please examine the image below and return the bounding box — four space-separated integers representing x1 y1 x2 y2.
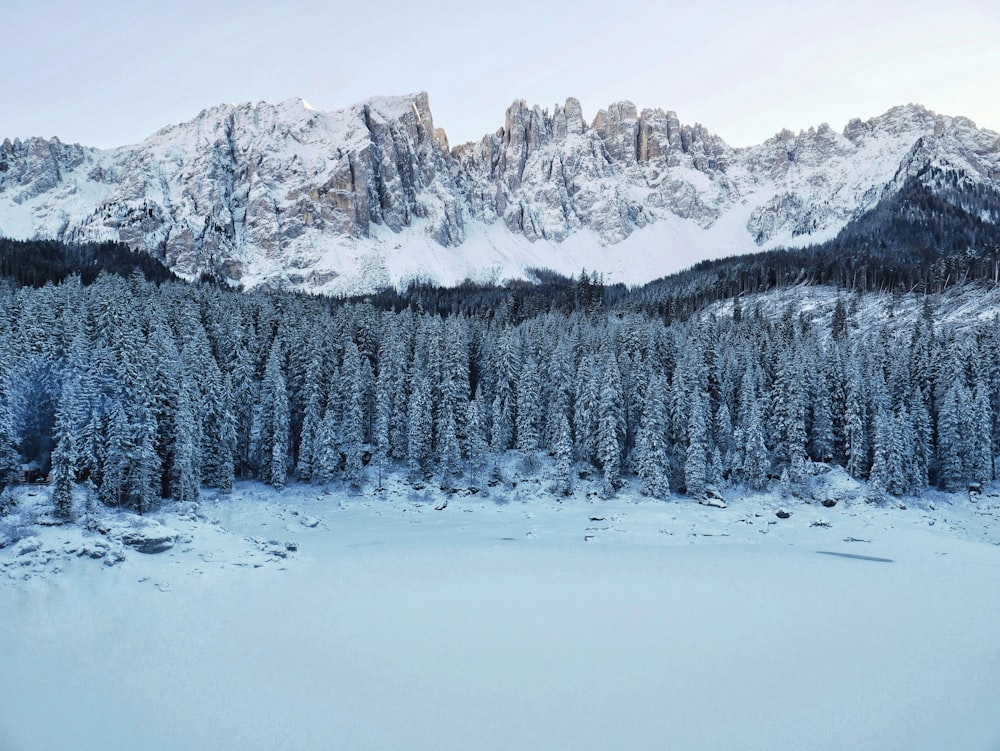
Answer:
592 101 639 163
1 94 997 295
842 102 943 145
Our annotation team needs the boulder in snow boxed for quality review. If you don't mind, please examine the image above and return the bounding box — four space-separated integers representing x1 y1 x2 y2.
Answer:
109 517 178 554
76 538 127 565
255 539 297 558
699 487 728 508
13 536 42 556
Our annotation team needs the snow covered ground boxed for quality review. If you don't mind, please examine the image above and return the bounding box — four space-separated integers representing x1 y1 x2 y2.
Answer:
2 469 999 751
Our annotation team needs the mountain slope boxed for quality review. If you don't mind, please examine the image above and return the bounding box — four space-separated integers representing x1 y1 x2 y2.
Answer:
1 95 998 293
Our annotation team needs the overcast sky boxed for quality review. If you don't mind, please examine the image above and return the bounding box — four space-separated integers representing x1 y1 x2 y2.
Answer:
2 0 998 149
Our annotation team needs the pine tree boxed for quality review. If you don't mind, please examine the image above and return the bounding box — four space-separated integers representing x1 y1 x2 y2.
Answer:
259 340 290 489
552 410 574 496
741 396 770 490
685 389 709 499
868 407 893 500
64 332 99 485
890 405 921 495
827 344 849 465
0 394 22 490
386 318 412 462
543 336 575 450
230 341 259 478
967 382 993 484
909 389 932 490
437 399 461 488
830 297 848 342
408 372 433 480
490 392 513 455
713 402 735 477
372 366 392 490
200 372 236 493
597 349 625 498
129 400 162 514
490 329 519 452
424 319 446 449
340 340 366 490
0 487 16 518
99 401 131 508
50 378 80 519
313 406 341 483
636 373 670 499
169 377 201 502
807 354 835 463
936 383 964 491
772 348 807 480
295 349 326 482
516 353 541 465
845 361 869 479
573 354 600 463
617 349 640 463
146 315 182 498
443 317 470 450
466 388 489 487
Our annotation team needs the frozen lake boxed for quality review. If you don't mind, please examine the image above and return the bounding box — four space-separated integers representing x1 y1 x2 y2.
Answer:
2 482 999 750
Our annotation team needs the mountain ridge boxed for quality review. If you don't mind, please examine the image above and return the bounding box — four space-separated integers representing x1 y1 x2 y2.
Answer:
1 94 998 293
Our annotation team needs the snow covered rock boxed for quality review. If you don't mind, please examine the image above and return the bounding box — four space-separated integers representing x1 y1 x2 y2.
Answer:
255 539 297 558
77 538 127 565
11 536 42 557
104 516 178 554
699 488 728 509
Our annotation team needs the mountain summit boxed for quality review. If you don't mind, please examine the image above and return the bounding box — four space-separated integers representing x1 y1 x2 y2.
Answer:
1 95 998 293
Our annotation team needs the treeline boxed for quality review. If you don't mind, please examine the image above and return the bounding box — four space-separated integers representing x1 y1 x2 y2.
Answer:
631 243 1000 324
0 237 178 288
355 268 615 321
0 270 997 518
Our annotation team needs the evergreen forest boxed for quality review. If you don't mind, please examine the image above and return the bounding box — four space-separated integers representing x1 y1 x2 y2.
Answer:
1 235 999 517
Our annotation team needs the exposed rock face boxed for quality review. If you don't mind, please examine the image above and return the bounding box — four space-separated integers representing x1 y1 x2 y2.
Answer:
452 95 746 245
455 97 643 243
1 95 998 293
56 95 467 283
0 137 92 202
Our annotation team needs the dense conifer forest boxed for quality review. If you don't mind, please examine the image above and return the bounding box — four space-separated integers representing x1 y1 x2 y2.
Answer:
1 235 999 517
0 237 179 288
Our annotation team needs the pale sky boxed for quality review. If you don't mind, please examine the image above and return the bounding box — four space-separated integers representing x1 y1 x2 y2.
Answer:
2 0 998 150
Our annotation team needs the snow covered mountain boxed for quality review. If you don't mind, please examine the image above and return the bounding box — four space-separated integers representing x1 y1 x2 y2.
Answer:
1 94 999 293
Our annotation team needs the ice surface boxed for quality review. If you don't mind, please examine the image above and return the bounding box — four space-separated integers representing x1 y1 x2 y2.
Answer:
1 477 999 751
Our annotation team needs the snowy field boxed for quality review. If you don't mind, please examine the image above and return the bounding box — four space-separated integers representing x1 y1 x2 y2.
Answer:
2 471 999 751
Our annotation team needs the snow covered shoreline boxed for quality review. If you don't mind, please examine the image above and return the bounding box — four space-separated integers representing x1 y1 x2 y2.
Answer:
2 476 999 751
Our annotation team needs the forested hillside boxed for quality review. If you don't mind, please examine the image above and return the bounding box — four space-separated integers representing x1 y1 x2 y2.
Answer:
0 237 178 288
0 256 997 517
